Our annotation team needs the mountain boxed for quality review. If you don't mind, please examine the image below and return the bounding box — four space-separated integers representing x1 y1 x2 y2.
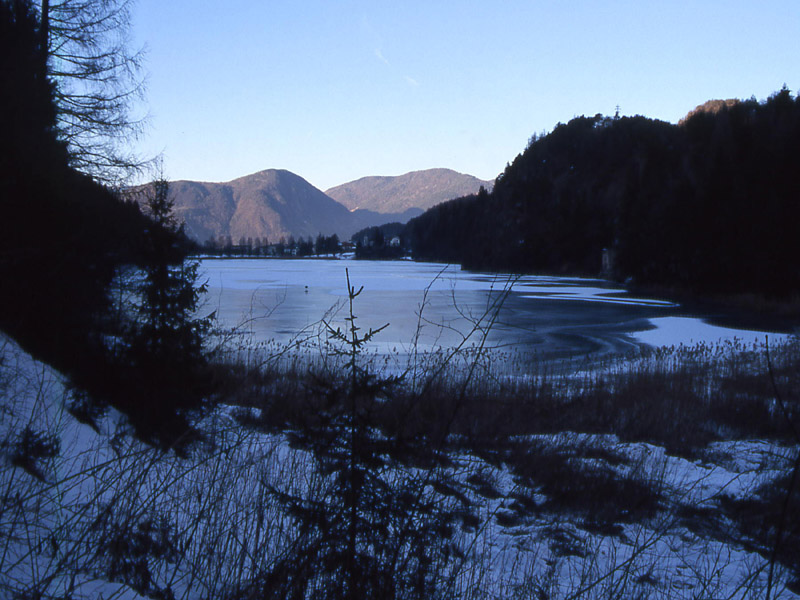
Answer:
162 168 489 245
167 169 349 243
162 169 416 244
325 168 493 214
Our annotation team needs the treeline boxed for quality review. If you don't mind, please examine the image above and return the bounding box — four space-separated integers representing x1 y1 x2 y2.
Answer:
407 89 800 297
1 1 206 446
352 223 408 259
202 232 342 257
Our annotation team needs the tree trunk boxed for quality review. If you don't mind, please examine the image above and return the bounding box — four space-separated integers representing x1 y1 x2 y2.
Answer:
40 0 49 52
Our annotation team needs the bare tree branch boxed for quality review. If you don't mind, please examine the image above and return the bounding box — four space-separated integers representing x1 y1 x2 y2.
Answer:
39 0 151 185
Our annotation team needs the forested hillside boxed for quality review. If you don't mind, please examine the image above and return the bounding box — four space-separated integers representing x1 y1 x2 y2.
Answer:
408 90 800 297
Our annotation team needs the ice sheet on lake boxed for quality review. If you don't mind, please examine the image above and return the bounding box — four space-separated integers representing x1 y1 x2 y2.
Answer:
200 259 503 294
200 259 795 361
631 316 791 349
519 284 678 307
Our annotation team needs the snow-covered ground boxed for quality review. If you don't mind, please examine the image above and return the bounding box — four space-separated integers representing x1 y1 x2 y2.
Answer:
0 334 302 599
1 332 798 599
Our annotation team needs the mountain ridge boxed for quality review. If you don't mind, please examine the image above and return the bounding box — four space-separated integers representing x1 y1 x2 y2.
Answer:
160 167 488 244
326 168 493 214
165 169 353 244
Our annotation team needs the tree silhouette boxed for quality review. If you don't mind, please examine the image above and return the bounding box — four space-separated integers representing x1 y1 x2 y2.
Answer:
123 175 214 447
37 0 147 183
2 1 209 445
407 91 800 297
261 271 467 599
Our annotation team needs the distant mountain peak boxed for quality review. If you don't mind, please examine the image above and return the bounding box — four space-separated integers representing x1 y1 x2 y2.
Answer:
160 169 350 244
325 168 493 214
228 168 300 184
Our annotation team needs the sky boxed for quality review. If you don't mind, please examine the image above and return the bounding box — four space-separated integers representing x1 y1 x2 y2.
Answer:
130 0 799 191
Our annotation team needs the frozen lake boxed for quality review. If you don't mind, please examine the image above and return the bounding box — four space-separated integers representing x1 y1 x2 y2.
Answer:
200 258 793 361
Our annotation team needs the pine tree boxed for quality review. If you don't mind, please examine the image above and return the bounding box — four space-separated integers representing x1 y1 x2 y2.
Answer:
124 175 214 446
260 270 468 599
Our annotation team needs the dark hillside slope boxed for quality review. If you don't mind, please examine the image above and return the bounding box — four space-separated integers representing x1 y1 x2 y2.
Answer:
1 2 198 443
408 91 800 296
409 115 681 274
1 2 147 365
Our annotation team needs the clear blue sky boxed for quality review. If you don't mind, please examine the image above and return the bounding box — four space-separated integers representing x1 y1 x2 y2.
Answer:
131 0 799 191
